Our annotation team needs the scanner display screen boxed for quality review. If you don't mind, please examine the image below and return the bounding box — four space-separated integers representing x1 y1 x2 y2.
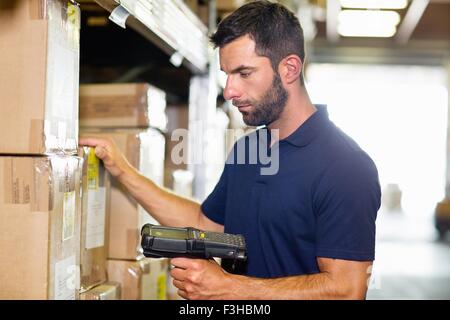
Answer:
149 227 188 240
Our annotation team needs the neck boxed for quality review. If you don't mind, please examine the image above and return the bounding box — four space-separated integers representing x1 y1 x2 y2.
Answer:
267 85 316 142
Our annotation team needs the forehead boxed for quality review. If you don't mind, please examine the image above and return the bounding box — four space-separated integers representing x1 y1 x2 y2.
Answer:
219 35 268 72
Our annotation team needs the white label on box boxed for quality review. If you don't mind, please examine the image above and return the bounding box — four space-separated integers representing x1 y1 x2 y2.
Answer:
54 255 77 300
85 187 106 249
62 191 75 241
48 43 76 120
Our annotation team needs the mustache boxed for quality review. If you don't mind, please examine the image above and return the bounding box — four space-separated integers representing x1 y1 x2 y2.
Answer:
232 100 252 107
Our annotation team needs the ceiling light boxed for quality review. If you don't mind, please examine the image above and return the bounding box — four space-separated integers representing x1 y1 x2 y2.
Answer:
339 0 408 10
338 10 401 37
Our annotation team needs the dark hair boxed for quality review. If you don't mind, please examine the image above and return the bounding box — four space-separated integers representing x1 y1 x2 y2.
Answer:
210 0 305 85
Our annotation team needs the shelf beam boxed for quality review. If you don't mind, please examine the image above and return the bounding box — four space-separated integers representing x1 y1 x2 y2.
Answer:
94 0 208 74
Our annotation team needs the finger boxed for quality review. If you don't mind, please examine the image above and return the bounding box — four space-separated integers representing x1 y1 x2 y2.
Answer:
171 257 198 270
170 266 188 281
172 279 185 290
177 289 188 300
94 145 108 159
78 137 106 147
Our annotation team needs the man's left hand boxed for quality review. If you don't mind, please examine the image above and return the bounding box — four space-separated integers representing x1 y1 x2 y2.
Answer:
170 258 232 300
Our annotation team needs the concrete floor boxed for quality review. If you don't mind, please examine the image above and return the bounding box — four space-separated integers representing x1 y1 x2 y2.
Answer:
367 210 450 300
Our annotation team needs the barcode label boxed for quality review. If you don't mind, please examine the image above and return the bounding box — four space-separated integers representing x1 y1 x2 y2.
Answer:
87 148 99 190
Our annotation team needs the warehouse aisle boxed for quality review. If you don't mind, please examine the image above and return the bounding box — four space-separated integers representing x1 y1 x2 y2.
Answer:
367 211 450 299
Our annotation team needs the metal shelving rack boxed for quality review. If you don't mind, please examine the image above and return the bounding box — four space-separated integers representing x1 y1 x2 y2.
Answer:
94 0 209 74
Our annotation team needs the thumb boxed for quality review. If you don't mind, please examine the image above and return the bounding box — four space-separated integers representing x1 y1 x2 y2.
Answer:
94 145 107 159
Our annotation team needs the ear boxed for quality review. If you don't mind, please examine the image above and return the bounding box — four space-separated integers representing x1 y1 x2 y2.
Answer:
278 55 302 85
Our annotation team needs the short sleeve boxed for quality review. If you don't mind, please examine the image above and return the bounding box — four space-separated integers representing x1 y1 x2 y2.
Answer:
200 164 229 225
313 153 381 261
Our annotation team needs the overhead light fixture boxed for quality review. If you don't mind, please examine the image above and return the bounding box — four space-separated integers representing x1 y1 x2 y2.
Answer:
338 10 401 37
339 0 408 10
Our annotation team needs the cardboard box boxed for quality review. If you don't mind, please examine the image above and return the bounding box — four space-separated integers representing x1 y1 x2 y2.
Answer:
217 0 246 11
79 281 121 300
436 200 450 217
0 0 80 155
107 258 168 300
184 0 199 14
79 83 167 131
0 156 83 299
80 128 165 260
197 2 209 26
79 147 110 291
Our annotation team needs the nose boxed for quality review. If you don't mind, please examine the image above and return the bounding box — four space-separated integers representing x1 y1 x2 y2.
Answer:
223 76 241 101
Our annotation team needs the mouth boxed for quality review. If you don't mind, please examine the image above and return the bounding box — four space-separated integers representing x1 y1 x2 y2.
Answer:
237 104 252 112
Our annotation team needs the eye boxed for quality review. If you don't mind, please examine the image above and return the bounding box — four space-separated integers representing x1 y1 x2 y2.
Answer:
240 72 251 78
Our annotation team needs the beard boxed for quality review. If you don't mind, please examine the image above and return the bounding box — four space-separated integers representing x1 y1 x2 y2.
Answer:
233 73 288 127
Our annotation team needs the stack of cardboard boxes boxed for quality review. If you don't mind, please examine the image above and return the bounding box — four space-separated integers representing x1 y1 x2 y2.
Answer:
0 0 87 300
0 0 120 300
79 83 169 300
0 0 170 300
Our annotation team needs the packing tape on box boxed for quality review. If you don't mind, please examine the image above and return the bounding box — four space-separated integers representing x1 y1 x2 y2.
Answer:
138 259 151 274
128 228 142 260
33 158 53 212
43 119 78 155
28 1 80 28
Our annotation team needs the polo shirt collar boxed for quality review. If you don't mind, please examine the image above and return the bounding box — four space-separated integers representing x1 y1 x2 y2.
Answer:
282 104 329 148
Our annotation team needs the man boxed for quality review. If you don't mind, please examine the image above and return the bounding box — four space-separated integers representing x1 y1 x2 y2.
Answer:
80 1 381 299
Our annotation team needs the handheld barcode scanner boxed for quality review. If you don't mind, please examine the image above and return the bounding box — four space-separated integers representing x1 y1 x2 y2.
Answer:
140 224 247 262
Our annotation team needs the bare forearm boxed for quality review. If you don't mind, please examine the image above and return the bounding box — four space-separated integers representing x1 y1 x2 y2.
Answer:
117 168 204 229
78 136 215 229
226 272 365 300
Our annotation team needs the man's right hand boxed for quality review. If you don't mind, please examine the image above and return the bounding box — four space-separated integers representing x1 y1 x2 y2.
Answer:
79 137 223 233
79 136 135 179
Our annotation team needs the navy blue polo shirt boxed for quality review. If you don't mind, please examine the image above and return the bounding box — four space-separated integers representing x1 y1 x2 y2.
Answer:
201 105 381 278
